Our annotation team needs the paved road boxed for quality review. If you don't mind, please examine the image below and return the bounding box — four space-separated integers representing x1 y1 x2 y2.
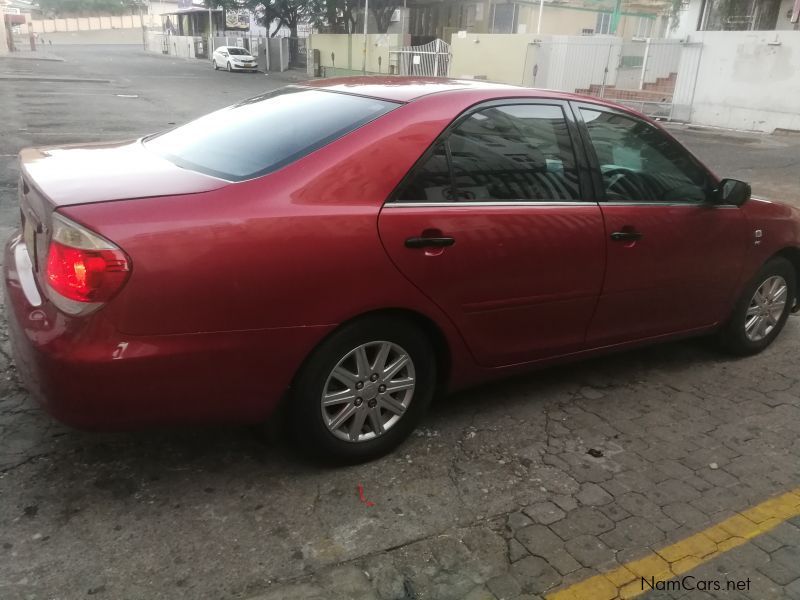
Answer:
1 46 799 600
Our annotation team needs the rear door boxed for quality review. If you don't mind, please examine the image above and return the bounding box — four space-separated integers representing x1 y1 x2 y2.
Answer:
378 100 606 367
573 103 749 345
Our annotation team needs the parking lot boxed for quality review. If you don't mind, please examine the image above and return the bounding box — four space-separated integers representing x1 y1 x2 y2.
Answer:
1 45 800 600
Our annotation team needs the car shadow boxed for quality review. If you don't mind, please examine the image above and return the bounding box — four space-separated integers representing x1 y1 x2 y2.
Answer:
5 317 796 483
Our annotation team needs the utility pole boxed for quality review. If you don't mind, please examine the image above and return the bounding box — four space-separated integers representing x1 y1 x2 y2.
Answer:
362 0 368 73
610 0 622 34
401 0 406 44
138 0 147 51
208 5 214 54
537 0 544 34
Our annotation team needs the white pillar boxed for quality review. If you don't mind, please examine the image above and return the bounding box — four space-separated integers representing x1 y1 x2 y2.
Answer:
537 0 544 34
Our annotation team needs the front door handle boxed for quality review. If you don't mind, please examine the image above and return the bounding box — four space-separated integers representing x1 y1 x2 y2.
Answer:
405 236 455 249
610 231 643 242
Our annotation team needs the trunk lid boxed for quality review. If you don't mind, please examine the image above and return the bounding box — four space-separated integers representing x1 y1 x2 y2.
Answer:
18 139 229 280
19 139 229 208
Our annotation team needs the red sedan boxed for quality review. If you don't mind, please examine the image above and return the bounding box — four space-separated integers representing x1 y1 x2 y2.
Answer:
4 78 799 462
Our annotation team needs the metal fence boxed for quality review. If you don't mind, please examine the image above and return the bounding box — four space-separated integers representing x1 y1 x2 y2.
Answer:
389 39 451 77
287 37 307 68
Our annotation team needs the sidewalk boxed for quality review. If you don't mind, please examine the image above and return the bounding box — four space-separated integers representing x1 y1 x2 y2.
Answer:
0 49 64 62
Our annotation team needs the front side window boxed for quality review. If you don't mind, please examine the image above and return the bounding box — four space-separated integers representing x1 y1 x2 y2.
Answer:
145 88 397 181
396 104 581 203
579 108 711 204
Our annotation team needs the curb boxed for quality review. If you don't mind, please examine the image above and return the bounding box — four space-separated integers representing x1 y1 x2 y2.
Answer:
0 75 110 83
0 54 65 62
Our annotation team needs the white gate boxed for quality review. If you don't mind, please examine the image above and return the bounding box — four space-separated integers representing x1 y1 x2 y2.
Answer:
389 39 451 77
527 38 703 121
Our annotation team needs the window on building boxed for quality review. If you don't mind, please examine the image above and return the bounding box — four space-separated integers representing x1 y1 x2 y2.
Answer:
632 16 654 38
700 0 782 31
491 3 517 33
464 4 477 27
595 12 612 34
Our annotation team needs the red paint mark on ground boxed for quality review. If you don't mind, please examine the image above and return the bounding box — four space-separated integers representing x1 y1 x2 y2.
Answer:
357 483 375 507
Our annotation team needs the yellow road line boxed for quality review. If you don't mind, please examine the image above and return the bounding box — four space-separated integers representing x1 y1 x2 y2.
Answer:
546 487 800 600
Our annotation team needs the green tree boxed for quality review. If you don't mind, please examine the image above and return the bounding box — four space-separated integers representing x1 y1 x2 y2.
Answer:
369 0 399 33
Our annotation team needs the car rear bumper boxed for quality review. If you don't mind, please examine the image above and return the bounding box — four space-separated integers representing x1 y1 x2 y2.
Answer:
3 233 333 430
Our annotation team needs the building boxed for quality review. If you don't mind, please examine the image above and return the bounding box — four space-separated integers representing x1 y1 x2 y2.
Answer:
671 0 800 37
406 0 673 43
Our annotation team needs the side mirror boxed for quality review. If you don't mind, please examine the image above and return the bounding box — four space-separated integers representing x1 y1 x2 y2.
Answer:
716 178 751 206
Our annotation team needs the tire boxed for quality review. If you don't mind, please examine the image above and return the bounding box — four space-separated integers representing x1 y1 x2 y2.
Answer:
289 316 436 464
227 61 232 72
717 256 796 355
212 59 217 70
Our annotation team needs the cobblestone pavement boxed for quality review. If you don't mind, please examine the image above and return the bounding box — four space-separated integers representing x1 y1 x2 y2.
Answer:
1 45 800 600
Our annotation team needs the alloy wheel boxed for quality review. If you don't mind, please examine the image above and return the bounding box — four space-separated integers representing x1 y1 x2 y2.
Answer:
744 275 788 342
321 341 416 443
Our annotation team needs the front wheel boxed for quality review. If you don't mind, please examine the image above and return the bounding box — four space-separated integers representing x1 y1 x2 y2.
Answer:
289 317 436 464
717 256 796 355
226 61 232 72
212 59 217 70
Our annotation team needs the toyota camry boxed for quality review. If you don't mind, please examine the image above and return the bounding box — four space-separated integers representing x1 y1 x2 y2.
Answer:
4 78 799 462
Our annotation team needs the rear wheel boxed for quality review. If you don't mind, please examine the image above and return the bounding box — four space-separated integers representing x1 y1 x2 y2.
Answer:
289 317 436 463
717 257 796 355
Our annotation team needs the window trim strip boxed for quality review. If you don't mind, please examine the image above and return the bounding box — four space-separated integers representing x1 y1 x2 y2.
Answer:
384 201 600 208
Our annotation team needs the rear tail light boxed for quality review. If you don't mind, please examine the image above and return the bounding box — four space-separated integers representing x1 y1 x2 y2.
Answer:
45 213 130 314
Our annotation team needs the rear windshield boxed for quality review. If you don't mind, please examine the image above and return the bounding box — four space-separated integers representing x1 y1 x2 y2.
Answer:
226 48 249 55
144 88 398 181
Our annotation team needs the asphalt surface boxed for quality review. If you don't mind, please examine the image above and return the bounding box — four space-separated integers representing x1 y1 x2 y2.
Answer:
1 45 800 600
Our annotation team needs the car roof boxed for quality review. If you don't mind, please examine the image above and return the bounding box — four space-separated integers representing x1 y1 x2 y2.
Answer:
301 76 622 106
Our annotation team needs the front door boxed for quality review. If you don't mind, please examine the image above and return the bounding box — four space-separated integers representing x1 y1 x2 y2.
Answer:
575 104 749 346
378 101 606 367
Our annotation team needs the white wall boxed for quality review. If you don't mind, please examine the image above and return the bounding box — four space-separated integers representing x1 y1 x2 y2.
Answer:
39 29 144 44
450 34 622 90
30 14 161 33
0 15 9 55
669 0 703 39
686 31 800 132
308 33 402 74
147 31 200 58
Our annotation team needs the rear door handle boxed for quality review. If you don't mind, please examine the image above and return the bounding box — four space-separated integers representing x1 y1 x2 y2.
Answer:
610 231 643 242
405 236 455 249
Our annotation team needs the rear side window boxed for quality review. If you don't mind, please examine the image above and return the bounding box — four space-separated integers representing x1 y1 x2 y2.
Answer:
144 88 397 181
395 104 581 202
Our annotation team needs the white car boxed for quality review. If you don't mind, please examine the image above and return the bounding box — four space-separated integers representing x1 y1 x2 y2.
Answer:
212 46 258 72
